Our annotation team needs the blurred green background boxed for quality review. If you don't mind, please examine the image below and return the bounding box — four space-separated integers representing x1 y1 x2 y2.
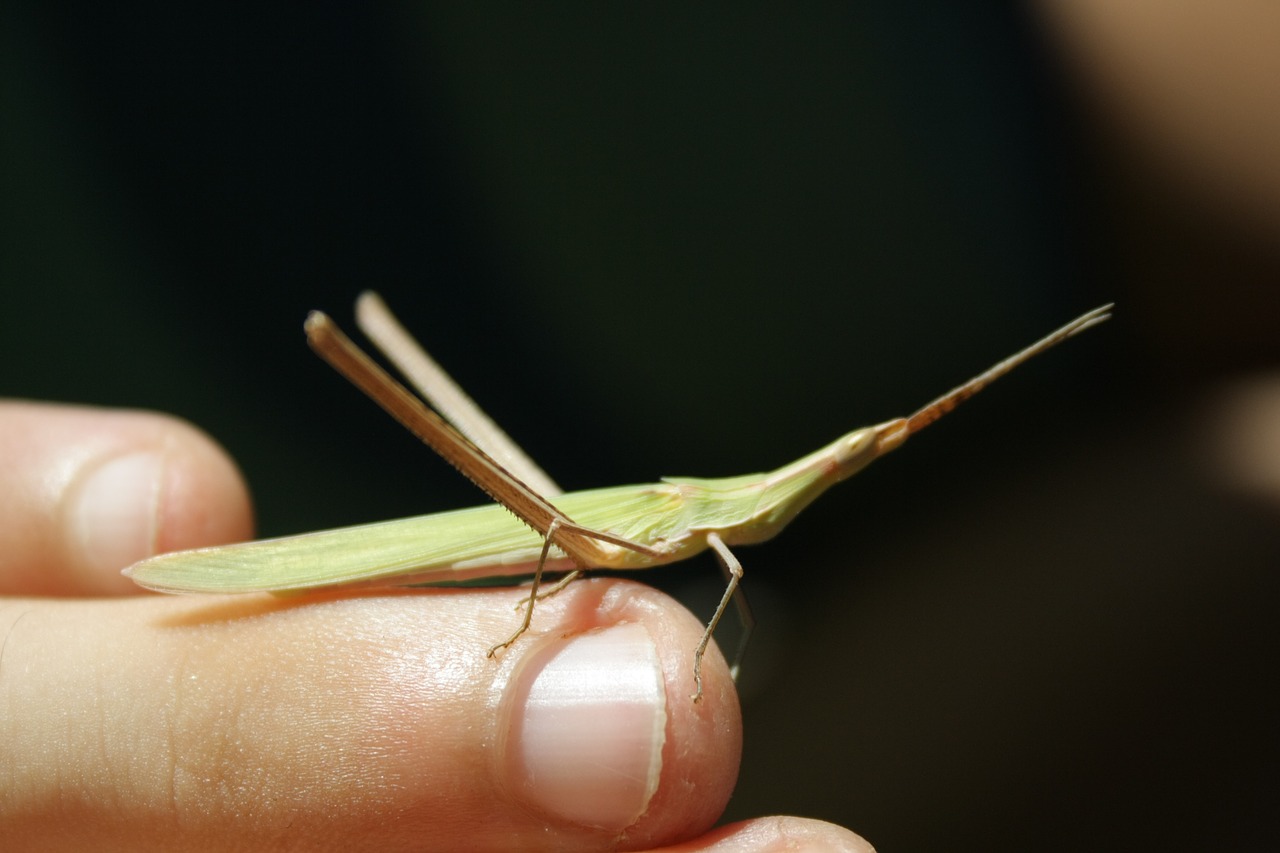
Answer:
3 5 1276 850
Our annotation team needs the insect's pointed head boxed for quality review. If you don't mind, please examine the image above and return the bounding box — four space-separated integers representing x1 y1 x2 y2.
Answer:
829 418 905 482
873 417 910 455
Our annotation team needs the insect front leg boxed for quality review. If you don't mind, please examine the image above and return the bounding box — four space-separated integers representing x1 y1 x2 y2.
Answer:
692 533 754 703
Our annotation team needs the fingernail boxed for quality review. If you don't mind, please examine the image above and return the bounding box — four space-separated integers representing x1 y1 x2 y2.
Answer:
69 450 164 582
511 622 667 830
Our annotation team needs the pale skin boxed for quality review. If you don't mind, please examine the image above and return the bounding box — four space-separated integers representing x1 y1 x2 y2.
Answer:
0 401 873 851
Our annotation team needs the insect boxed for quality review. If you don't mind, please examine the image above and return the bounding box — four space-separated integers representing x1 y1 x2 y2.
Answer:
126 294 1112 700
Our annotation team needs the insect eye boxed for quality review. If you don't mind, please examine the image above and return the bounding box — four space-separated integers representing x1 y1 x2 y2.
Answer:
832 429 877 470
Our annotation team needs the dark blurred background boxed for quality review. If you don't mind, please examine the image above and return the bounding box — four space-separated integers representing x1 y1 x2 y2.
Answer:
3 4 1277 850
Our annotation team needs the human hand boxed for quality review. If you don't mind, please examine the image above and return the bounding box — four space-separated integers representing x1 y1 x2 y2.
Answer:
0 401 872 851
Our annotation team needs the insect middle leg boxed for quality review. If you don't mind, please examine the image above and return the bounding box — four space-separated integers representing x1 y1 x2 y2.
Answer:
487 520 660 658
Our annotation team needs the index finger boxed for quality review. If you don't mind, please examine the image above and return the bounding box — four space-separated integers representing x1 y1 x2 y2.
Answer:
1 578 741 850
